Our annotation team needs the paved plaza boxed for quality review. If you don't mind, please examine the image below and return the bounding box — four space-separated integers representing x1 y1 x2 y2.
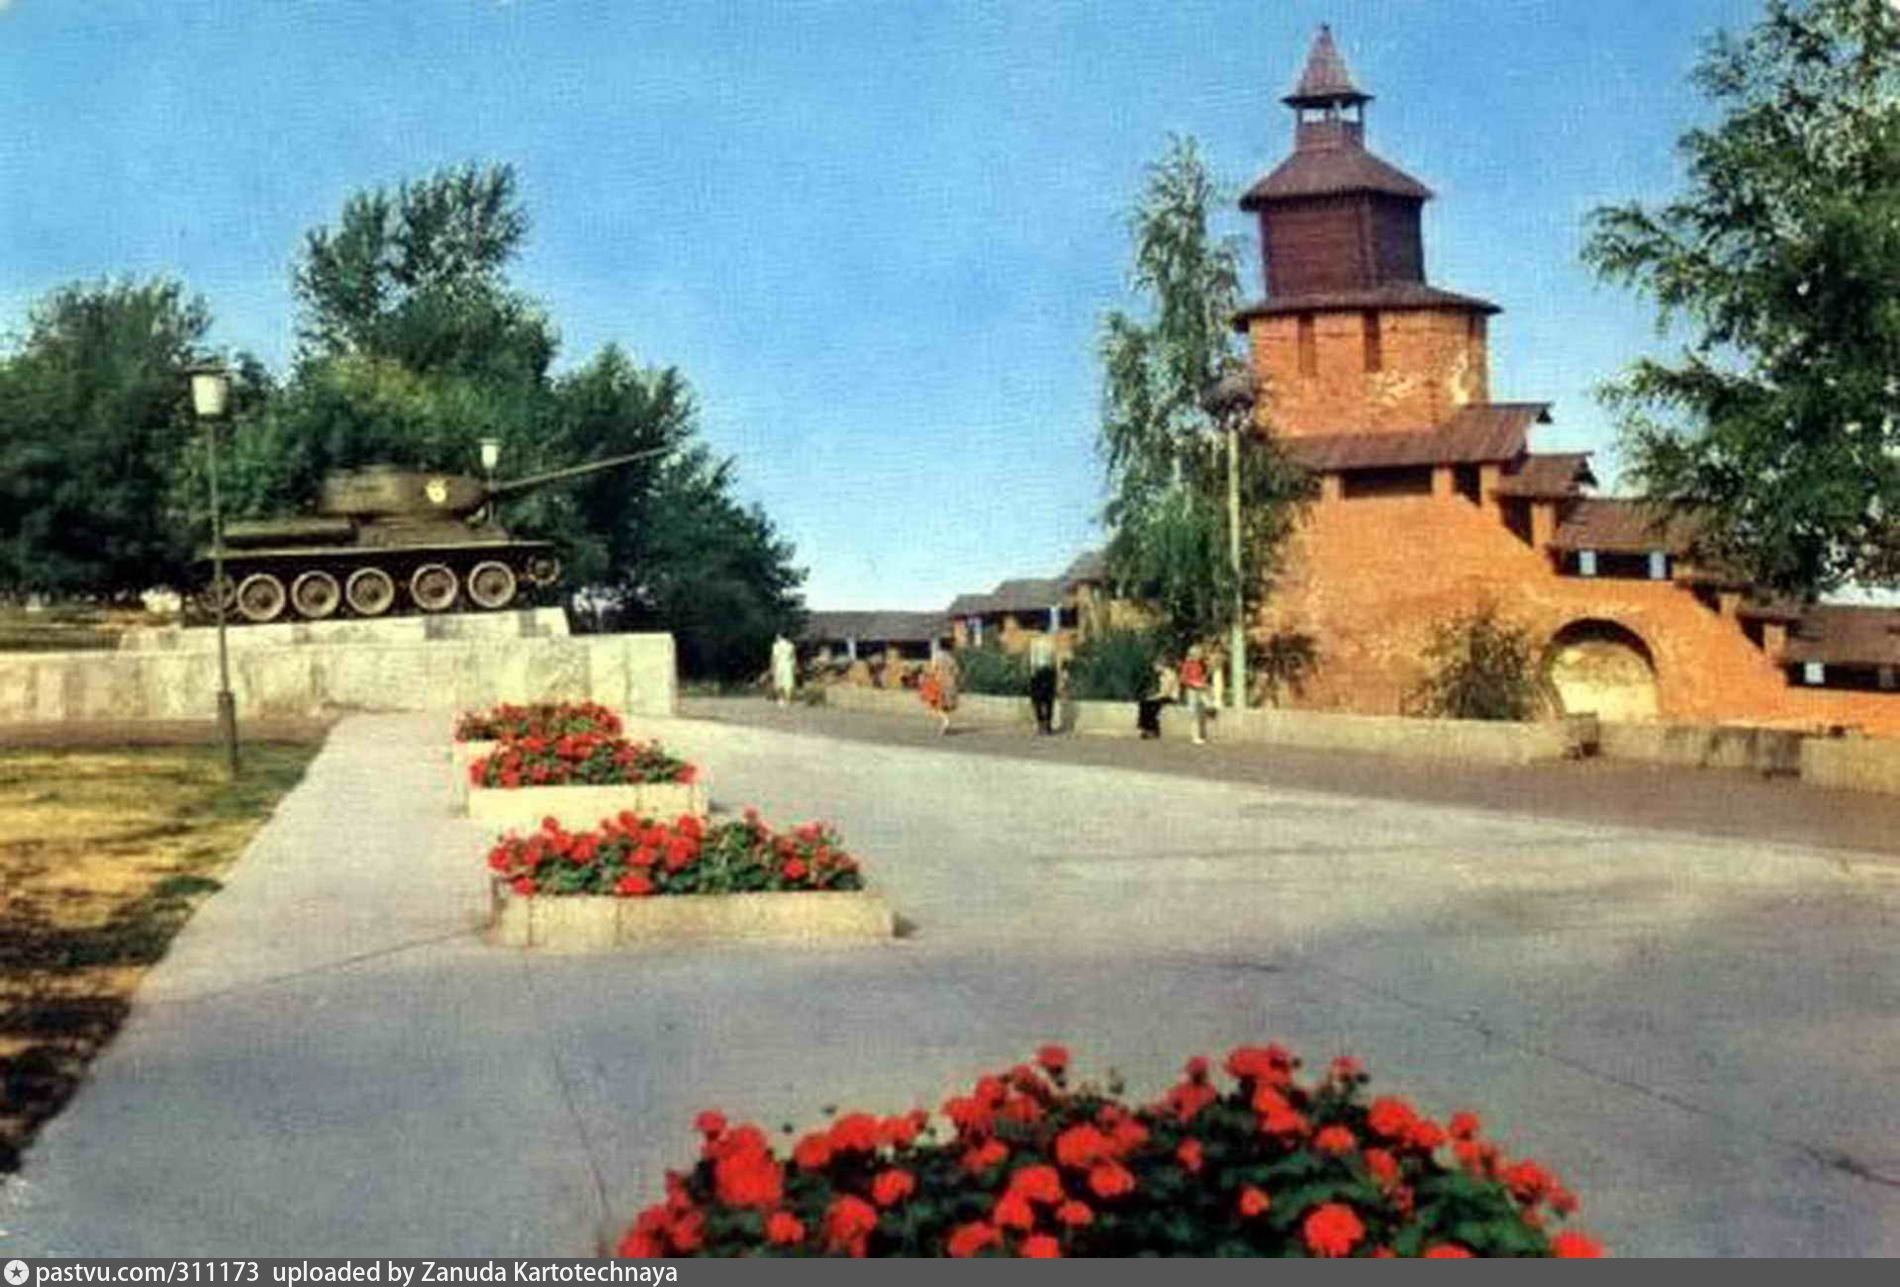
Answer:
4 708 1898 1256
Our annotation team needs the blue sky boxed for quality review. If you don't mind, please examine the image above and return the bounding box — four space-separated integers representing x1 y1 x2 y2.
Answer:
1 0 1760 609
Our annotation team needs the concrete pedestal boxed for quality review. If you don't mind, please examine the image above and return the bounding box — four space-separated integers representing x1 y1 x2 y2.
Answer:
118 607 570 652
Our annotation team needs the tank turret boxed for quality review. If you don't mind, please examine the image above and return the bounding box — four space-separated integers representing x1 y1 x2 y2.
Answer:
196 447 661 624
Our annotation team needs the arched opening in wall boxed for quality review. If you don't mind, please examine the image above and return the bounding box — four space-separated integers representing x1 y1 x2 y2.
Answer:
1544 619 1659 723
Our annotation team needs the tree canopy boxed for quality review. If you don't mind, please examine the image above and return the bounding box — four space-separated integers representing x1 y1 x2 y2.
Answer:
1584 0 1900 596
0 279 208 597
1097 136 1311 659
0 161 805 676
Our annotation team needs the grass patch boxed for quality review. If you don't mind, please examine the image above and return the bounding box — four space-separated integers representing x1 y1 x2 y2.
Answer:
0 740 318 1170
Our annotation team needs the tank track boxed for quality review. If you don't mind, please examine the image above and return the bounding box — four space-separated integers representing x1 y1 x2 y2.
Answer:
187 546 562 626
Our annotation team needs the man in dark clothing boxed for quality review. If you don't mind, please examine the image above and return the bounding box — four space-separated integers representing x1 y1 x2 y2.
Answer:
1028 632 1059 734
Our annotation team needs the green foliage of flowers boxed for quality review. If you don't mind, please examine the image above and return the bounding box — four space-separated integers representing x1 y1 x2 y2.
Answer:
617 1046 1602 1259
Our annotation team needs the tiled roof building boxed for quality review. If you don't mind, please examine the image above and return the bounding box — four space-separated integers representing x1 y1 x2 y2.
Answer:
1241 27 1900 733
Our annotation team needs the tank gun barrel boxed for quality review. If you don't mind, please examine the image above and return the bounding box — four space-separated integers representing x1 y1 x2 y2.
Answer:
486 445 671 499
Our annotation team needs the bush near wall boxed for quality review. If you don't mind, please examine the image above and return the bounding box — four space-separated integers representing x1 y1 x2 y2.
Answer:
1065 627 1164 703
957 646 1031 697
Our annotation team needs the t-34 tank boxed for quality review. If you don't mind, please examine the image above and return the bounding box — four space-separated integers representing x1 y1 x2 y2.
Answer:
195 449 659 623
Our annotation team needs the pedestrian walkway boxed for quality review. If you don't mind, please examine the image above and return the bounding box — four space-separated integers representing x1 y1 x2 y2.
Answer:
5 711 1898 1256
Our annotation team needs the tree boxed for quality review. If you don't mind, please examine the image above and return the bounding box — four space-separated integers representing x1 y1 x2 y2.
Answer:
0 278 210 597
271 163 805 674
1584 0 1900 596
1098 137 1312 659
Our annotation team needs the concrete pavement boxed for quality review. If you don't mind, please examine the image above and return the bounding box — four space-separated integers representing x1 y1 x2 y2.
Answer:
4 710 1897 1256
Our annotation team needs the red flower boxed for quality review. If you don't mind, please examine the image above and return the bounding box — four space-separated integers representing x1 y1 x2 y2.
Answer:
1019 1234 1062 1259
1447 1110 1481 1140
1238 1186 1271 1218
1550 1231 1603 1258
946 1222 998 1258
764 1211 805 1247
1086 1161 1135 1200
693 1110 726 1138
1053 1124 1110 1170
828 1112 881 1153
1365 1096 1418 1140
1314 1125 1357 1155
1176 1139 1204 1173
1054 1200 1093 1228
992 1191 1035 1231
712 1148 782 1210
616 1231 660 1258
1007 1164 1065 1205
1035 1044 1070 1074
1302 1203 1365 1258
1423 1244 1472 1258
1502 1159 1555 1205
780 858 809 882
510 876 536 897
1226 1043 1296 1085
615 873 655 897
963 1138 1009 1174
676 764 698 784
1364 1148 1400 1186
1328 1056 1364 1081
871 1168 916 1208
792 1133 833 1171
668 1210 704 1254
823 1195 878 1257
1184 1055 1210 1081
879 1112 926 1150
1406 1119 1446 1151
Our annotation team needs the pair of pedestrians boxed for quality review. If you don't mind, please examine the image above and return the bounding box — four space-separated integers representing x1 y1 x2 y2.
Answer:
1139 645 1214 743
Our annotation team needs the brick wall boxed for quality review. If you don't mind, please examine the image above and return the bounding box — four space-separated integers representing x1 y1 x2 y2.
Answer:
1248 307 1488 436
1257 487 1900 735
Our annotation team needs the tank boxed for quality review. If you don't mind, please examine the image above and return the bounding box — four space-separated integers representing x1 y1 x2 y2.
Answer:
192 449 657 624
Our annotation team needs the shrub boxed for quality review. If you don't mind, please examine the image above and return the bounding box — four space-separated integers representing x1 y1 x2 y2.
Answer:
1252 631 1320 706
616 1045 1602 1259
1066 627 1163 702
487 811 864 897
470 733 695 787
956 645 1031 697
1405 603 1539 722
454 701 622 742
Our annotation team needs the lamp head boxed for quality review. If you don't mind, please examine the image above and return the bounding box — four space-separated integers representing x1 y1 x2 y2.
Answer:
187 362 231 420
479 438 502 473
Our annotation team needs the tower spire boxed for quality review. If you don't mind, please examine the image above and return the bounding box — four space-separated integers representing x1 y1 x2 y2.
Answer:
1283 24 1370 109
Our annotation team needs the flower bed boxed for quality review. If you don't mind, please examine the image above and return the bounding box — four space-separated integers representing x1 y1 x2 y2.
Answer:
455 701 623 742
469 734 692 788
485 813 888 948
617 1046 1603 1259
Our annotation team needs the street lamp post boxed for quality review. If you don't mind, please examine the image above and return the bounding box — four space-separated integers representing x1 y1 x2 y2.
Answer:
188 362 239 778
1201 363 1257 710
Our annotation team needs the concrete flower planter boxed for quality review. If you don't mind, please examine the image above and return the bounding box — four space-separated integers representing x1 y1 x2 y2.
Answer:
487 881 896 950
452 739 503 772
468 780 709 829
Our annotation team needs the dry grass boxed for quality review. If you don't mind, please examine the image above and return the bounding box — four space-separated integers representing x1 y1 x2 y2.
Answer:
0 740 318 1170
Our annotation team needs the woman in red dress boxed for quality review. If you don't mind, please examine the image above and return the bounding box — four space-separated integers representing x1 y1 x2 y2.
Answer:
919 647 960 735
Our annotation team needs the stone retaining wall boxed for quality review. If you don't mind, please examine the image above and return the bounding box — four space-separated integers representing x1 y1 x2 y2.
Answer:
0 630 676 722
819 686 1567 765
1800 737 1900 796
1597 721 1806 776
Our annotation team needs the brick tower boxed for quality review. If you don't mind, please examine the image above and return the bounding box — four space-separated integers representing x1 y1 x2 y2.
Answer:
1239 25 1499 437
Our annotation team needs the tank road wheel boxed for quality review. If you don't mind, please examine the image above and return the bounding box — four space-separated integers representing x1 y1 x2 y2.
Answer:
196 575 237 619
290 570 342 620
524 554 561 587
409 563 459 613
466 560 518 611
235 572 288 624
345 567 397 618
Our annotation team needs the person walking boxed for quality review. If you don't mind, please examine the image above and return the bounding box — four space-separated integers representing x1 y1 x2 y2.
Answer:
1027 631 1059 735
1180 644 1211 744
919 646 961 735
770 633 798 707
1138 655 1178 739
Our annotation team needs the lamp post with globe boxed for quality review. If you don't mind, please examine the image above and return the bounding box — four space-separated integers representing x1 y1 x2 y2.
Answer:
187 361 240 777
